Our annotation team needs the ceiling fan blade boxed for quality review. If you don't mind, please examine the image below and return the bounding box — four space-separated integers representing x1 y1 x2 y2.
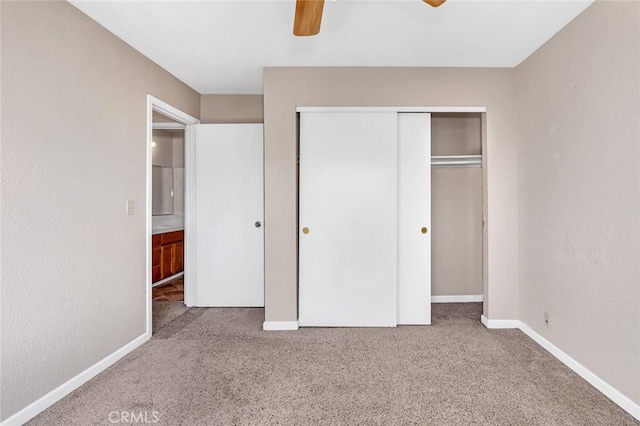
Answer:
294 0 325 36
423 0 446 7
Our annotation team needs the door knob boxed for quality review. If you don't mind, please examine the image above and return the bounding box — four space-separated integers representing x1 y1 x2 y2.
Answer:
255 221 262 228
302 227 310 234
421 227 428 234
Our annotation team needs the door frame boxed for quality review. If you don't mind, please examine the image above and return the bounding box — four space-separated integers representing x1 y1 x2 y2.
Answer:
146 95 200 336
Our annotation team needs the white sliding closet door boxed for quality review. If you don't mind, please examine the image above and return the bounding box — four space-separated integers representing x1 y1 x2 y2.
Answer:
193 124 264 307
299 112 398 327
397 113 431 325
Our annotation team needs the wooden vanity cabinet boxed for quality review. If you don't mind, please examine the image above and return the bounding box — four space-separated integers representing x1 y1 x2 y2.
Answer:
152 235 162 283
152 230 184 283
175 241 184 272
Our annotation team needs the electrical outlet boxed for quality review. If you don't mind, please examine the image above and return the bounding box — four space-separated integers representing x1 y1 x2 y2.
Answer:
544 311 550 328
126 200 134 216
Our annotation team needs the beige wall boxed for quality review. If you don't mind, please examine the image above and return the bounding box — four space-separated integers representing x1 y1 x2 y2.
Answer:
432 114 483 297
152 129 174 167
151 129 184 168
152 129 185 215
432 168 483 296
263 67 519 322
0 1 200 421
515 1 640 406
200 94 264 123
173 132 185 168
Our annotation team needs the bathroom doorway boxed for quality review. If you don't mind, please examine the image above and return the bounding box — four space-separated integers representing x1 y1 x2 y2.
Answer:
151 118 185 331
146 96 199 335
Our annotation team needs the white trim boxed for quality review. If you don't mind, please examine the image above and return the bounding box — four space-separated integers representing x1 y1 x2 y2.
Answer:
480 315 519 329
152 122 186 130
263 321 299 331
295 106 487 113
147 95 200 333
184 124 197 307
151 271 184 288
432 295 483 303
518 322 640 421
0 333 148 426
150 96 198 125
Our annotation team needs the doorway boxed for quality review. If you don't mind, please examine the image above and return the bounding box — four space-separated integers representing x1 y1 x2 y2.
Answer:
146 96 199 336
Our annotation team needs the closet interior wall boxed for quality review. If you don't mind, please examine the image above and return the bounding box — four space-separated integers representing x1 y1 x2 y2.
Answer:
431 113 483 297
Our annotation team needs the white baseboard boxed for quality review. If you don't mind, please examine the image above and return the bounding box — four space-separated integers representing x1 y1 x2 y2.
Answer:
518 322 640 421
152 271 184 288
263 321 299 331
432 295 483 303
480 315 520 329
480 316 640 421
480 315 519 329
1 332 150 426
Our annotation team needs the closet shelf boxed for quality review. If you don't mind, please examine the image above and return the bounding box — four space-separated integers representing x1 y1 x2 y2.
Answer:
431 155 482 167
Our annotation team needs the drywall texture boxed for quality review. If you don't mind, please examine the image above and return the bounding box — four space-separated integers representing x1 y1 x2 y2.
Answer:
200 94 264 123
0 1 200 421
431 114 483 297
516 1 640 406
263 67 519 322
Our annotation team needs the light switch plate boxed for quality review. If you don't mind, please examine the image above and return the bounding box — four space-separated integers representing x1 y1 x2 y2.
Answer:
126 200 134 215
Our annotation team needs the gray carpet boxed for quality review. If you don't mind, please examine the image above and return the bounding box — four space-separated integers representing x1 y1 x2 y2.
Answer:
30 304 638 425
152 300 189 334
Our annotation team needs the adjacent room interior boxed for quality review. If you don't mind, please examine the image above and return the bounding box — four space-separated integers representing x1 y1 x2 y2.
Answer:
1 0 639 425
150 111 187 332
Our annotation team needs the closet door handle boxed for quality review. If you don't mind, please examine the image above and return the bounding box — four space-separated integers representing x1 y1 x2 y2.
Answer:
421 227 428 234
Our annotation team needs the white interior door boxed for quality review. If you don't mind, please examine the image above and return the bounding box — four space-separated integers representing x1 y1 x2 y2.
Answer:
299 112 398 327
194 124 264 307
398 113 431 324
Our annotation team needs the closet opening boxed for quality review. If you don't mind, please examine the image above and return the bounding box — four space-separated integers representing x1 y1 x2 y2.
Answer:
431 113 484 310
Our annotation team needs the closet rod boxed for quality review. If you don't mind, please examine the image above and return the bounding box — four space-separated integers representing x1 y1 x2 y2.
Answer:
431 155 482 167
431 161 481 167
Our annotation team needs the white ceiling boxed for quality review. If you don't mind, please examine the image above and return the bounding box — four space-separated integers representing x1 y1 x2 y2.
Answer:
70 0 593 94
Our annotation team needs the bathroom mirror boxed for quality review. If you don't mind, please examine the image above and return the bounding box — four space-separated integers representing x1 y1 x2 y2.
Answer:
152 166 174 215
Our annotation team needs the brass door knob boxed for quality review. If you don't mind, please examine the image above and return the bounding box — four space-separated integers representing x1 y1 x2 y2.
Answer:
302 227 310 234
421 227 428 234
